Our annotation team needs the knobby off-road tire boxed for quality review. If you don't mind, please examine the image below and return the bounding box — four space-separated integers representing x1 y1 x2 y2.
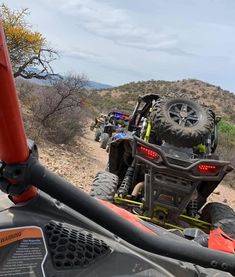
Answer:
100 133 110 149
105 162 110 172
151 97 214 148
90 171 118 201
106 142 110 153
201 202 235 239
90 122 95 131
94 129 101 142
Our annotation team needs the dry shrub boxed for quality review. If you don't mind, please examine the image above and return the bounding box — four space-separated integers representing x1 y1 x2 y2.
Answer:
31 73 88 144
16 75 95 144
43 109 83 144
16 78 37 106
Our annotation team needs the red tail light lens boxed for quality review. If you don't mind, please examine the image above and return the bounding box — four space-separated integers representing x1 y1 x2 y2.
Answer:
196 164 220 175
137 145 160 160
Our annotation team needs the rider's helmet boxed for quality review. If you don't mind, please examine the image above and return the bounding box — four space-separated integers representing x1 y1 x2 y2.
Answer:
98 113 107 123
116 119 125 127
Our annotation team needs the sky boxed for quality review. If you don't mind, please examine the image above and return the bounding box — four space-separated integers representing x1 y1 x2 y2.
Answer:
3 0 235 91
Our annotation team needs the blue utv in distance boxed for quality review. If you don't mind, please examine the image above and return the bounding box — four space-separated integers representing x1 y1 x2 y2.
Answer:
98 111 129 149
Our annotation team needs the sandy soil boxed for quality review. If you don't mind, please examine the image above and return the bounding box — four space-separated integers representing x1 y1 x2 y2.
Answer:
39 129 108 192
39 129 235 210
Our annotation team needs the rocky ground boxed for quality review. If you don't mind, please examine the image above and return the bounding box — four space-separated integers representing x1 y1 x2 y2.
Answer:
38 129 235 210
38 129 108 192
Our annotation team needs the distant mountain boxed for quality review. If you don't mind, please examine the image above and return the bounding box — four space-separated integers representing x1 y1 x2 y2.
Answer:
28 77 51 86
87 81 113 90
27 77 112 90
19 67 112 89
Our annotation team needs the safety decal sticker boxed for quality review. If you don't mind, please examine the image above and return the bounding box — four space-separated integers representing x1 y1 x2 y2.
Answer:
0 226 47 277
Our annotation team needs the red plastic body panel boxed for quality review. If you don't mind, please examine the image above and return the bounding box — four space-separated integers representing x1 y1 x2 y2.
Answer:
97 199 155 235
208 228 235 254
0 21 29 163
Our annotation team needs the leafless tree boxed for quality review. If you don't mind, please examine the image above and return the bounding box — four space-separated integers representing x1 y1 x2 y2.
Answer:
33 73 88 143
13 48 59 80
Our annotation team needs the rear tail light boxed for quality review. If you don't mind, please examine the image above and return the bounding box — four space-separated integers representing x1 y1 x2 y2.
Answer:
113 112 129 119
137 145 160 160
196 164 220 175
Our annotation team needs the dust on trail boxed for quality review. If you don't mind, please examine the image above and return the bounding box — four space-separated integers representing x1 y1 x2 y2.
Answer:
39 128 235 210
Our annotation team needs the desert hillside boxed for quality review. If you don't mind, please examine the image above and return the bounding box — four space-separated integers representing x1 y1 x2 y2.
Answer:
91 79 235 120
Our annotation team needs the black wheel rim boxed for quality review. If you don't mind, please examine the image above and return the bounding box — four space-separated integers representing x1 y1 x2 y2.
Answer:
168 102 199 127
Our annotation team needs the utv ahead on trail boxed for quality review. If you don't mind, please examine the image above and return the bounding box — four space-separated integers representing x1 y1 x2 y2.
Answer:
95 111 129 149
1 21 235 276
90 113 107 141
90 94 235 243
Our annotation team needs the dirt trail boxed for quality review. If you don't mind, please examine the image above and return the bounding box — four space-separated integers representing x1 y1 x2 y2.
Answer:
39 128 108 192
80 129 108 173
39 128 235 210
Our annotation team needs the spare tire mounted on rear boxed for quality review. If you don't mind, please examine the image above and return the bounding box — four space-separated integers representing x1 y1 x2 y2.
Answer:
151 97 214 148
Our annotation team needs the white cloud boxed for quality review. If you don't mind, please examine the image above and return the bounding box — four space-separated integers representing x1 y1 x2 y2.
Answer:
57 0 179 52
59 46 144 78
61 48 100 60
7 0 235 91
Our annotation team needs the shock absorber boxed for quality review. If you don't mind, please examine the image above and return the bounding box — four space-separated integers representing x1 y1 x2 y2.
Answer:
140 118 147 140
187 200 198 218
117 165 134 197
206 134 212 155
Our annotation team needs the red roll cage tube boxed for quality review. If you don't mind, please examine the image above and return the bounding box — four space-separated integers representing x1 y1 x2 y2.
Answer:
0 21 37 203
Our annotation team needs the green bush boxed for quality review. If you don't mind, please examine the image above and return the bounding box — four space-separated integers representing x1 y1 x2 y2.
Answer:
217 120 235 166
218 120 235 138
